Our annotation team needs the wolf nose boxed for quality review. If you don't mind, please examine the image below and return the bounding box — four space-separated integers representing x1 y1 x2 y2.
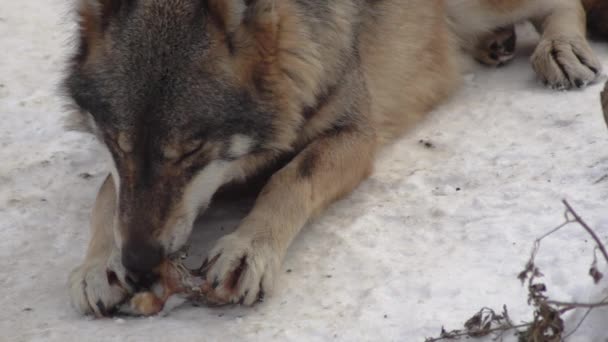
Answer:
121 240 164 280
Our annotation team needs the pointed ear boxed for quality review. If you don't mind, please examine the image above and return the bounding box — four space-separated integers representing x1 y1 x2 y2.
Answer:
74 0 133 62
209 0 278 53
77 0 133 38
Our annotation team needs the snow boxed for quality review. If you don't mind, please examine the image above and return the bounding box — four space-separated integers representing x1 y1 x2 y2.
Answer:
2 1 608 341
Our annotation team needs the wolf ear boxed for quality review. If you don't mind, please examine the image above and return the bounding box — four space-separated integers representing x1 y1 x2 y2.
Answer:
208 0 278 53
74 0 134 62
77 0 133 35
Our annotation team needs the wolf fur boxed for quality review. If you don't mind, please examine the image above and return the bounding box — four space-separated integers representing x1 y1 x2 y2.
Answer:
64 0 601 315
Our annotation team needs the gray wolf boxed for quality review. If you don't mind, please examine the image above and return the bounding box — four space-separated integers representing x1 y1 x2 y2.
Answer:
63 0 601 316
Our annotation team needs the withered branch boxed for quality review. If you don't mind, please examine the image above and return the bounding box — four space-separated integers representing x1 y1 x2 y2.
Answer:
424 306 530 342
562 200 608 265
426 200 608 342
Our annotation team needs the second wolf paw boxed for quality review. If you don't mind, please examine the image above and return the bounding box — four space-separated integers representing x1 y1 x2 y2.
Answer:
531 35 601 89
199 233 280 306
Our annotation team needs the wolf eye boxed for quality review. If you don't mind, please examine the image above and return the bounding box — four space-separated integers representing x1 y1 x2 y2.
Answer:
176 142 205 164
102 132 127 156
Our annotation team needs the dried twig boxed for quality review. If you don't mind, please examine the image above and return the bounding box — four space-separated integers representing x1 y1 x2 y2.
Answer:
426 200 608 342
424 323 533 342
562 200 608 264
424 306 531 342
563 294 608 339
544 300 608 310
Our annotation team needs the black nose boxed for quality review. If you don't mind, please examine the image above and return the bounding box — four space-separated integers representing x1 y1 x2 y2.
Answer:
122 240 164 277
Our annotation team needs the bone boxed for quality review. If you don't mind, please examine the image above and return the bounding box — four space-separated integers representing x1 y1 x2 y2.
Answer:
119 259 210 316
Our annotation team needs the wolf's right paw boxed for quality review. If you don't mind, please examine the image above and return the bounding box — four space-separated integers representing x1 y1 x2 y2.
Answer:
68 256 131 316
531 35 601 89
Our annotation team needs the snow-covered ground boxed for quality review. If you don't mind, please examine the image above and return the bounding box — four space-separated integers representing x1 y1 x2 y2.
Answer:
2 1 608 341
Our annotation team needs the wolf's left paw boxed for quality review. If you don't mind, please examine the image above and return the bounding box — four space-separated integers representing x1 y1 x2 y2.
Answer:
200 233 280 306
531 35 601 89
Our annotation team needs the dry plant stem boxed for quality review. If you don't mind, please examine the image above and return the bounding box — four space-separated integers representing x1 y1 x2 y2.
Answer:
546 300 608 310
426 200 608 342
563 294 608 339
563 307 593 340
424 323 533 342
424 306 532 342
521 201 608 339
562 200 608 264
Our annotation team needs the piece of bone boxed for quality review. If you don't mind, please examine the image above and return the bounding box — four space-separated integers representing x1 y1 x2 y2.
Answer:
119 259 210 316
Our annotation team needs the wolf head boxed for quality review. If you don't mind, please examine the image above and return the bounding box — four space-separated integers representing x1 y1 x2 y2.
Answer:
63 0 312 277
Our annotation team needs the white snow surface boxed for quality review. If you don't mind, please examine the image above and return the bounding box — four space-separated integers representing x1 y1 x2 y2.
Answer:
2 1 608 341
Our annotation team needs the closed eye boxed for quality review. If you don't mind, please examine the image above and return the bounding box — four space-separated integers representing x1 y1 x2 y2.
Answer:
176 141 205 164
102 134 127 158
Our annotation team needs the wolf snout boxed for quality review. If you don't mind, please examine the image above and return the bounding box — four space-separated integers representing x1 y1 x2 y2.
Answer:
121 240 164 287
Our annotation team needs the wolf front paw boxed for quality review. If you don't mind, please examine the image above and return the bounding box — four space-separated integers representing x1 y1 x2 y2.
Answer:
200 233 280 306
531 35 601 89
68 255 132 316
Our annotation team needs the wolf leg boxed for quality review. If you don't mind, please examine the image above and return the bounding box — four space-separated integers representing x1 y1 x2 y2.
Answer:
68 175 132 316
531 1 601 89
200 125 376 305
